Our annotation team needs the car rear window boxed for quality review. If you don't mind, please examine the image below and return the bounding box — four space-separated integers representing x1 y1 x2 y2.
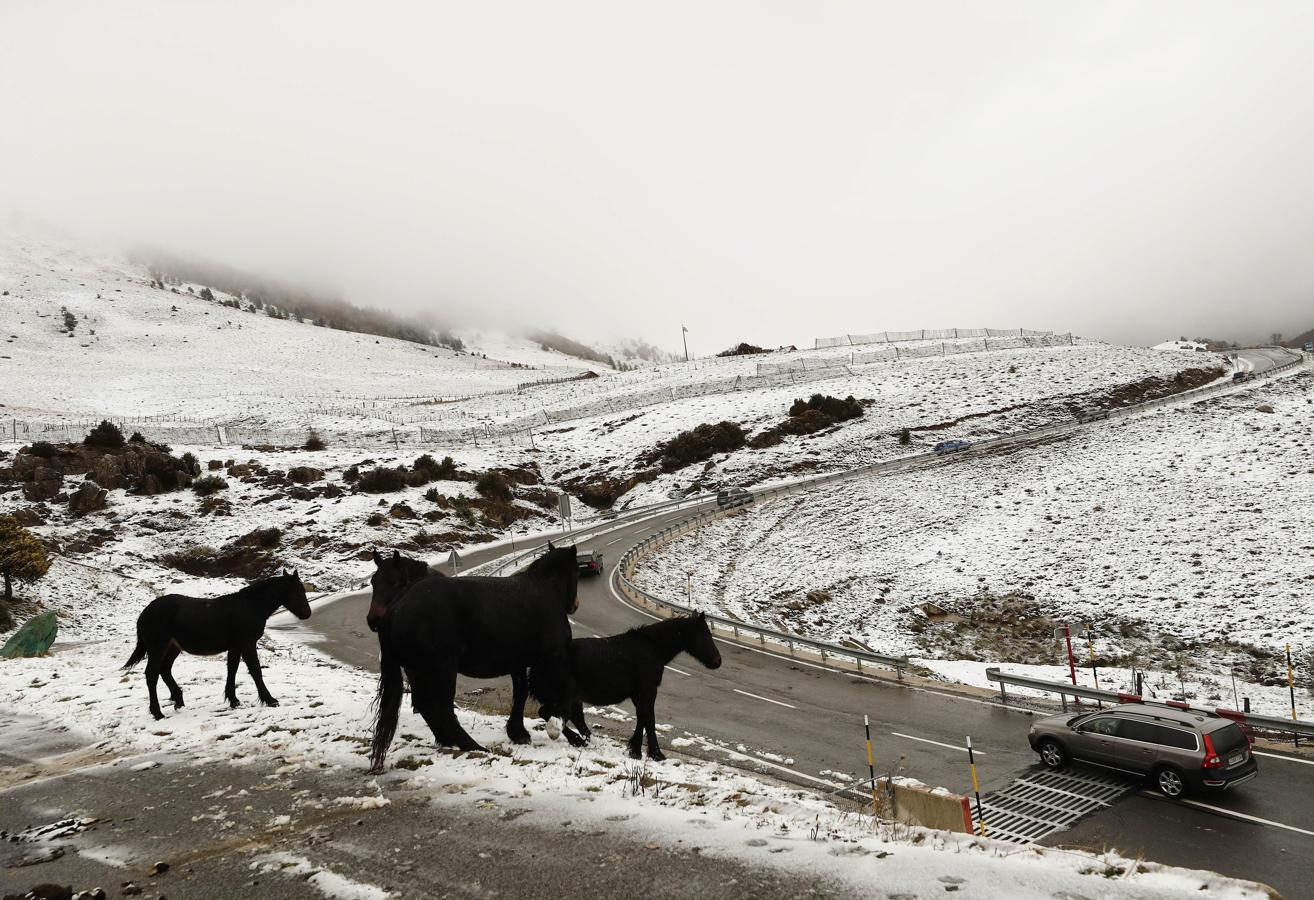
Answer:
1209 723 1248 754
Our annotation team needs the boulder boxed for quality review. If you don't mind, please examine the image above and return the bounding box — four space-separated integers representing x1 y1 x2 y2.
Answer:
1256 404 1275 414
10 507 45 526
89 455 123 489
390 502 417 520
68 481 108 517
22 477 61 502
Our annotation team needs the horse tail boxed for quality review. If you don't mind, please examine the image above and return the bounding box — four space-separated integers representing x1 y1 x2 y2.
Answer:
123 639 148 670
369 648 404 774
123 606 153 669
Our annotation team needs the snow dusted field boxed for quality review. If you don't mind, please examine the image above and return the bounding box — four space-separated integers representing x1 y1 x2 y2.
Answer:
0 572 1271 899
634 369 1314 715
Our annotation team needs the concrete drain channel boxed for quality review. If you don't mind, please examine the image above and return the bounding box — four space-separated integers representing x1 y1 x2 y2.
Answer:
977 767 1136 844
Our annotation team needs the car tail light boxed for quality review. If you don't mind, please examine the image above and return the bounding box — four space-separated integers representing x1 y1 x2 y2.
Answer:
1202 734 1224 769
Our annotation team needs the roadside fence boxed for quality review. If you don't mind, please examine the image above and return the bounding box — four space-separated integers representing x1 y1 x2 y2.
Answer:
815 327 1053 350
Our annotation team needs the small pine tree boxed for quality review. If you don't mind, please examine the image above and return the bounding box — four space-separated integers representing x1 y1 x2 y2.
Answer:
84 419 126 449
0 514 50 603
898 427 912 446
199 287 215 302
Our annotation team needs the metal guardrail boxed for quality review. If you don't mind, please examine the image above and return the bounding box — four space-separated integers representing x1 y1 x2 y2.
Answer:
985 667 1314 739
616 505 911 677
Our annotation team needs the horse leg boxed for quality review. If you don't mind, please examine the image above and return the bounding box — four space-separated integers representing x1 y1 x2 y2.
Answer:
638 693 665 762
145 651 165 721
626 711 644 759
159 643 184 709
241 644 279 707
571 699 591 741
225 649 241 708
506 670 531 745
432 665 485 753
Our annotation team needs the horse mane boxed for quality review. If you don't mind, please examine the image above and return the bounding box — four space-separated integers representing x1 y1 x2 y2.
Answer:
626 614 699 652
523 545 576 578
235 573 294 596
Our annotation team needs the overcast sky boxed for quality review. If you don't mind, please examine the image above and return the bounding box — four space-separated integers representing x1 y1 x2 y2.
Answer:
3 2 1314 353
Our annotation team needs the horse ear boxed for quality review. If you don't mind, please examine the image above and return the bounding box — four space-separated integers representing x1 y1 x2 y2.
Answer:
372 549 382 565
547 541 555 551
392 549 401 560
698 611 706 620
292 569 298 578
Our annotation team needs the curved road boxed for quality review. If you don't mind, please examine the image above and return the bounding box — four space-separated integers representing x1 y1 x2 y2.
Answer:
284 348 1313 896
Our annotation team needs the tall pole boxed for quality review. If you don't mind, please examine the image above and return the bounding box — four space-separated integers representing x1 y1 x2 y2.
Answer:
1064 623 1079 708
682 325 689 362
967 736 986 837
864 715 878 816
1288 643 1299 748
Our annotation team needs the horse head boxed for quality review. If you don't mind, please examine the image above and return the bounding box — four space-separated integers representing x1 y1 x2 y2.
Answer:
524 544 580 614
281 569 313 620
367 549 431 632
684 612 722 670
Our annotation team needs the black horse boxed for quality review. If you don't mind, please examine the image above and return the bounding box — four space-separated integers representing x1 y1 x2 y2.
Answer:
123 571 312 720
535 612 722 761
367 549 433 621
369 545 579 773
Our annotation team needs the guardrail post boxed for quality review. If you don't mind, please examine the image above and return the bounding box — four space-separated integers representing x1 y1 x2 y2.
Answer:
788 639 795 656
895 662 903 682
998 680 1007 704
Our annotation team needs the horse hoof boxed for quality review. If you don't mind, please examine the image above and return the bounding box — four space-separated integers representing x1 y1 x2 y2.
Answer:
649 751 667 762
151 710 165 721
173 700 184 709
262 697 280 708
566 733 588 748
508 732 531 746
228 700 241 709
628 746 642 760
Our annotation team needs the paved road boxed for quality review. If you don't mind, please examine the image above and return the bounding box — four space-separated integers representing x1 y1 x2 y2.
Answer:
287 348 1314 896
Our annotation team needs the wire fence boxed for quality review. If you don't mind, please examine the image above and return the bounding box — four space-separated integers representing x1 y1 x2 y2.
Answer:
814 327 1054 350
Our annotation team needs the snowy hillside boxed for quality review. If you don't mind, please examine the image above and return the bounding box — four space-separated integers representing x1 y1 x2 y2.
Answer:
633 369 1314 712
0 228 605 426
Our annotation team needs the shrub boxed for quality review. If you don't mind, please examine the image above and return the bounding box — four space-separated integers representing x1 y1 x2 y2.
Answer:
358 466 408 493
413 529 436 548
424 487 442 503
648 421 747 473
366 512 386 527
716 342 768 357
61 308 77 333
27 441 56 459
475 470 513 503
180 452 200 476
898 427 912 446
343 465 360 483
192 474 228 496
129 431 147 443
84 420 125 449
451 496 476 527
303 430 327 451
160 541 278 579
0 513 50 603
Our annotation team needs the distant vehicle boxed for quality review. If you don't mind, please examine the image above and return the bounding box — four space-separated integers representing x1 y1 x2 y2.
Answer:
666 489 686 500
599 510 619 520
1028 705 1257 798
932 439 972 454
1305 341 1313 352
1075 409 1109 424
1232 371 1251 382
716 487 754 509
577 549 604 577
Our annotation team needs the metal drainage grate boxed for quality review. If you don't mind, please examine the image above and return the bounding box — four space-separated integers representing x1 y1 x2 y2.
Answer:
976 766 1136 844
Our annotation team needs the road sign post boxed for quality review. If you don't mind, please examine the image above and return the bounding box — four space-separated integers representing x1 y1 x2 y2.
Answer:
448 549 461 575
1288 643 1300 748
558 492 572 535
1054 624 1084 706
863 715 878 816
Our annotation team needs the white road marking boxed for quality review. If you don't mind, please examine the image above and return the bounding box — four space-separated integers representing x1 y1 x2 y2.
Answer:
687 736 847 790
605 537 627 546
1167 797 1314 838
733 688 796 709
891 731 982 755
1252 750 1314 767
665 665 692 676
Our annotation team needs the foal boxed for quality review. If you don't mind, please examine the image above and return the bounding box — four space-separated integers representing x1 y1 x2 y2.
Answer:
536 612 722 761
123 571 312 720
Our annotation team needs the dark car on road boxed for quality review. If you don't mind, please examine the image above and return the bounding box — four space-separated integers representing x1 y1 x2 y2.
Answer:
933 439 972 454
716 487 754 509
577 549 604 577
1028 705 1257 798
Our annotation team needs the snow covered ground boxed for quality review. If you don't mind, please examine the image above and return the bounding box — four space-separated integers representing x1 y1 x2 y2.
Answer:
0 570 1272 899
633 369 1314 717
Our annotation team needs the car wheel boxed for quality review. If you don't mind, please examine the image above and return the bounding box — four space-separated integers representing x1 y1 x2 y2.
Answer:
1038 739 1066 770
1153 766 1187 798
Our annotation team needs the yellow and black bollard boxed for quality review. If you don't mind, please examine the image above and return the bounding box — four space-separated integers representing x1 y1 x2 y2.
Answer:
864 714 878 816
967 735 986 837
1288 644 1299 748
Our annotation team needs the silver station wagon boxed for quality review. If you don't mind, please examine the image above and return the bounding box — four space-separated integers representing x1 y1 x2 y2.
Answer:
1028 705 1258 798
